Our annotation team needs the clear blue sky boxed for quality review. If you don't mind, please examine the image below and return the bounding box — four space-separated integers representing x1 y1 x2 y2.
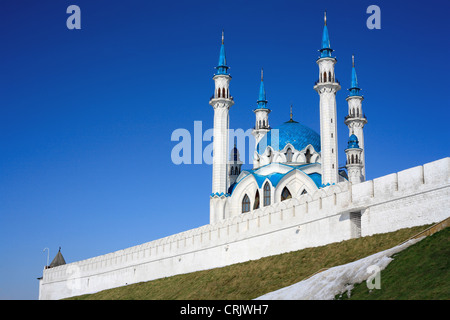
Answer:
0 0 448 299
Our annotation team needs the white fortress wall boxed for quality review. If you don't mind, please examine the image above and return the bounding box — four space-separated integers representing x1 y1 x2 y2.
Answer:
39 158 450 300
361 158 450 236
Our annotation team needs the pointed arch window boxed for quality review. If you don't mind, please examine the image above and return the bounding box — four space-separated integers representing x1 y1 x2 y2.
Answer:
286 148 293 162
301 189 308 195
263 182 271 206
305 149 312 164
253 190 260 210
242 194 250 213
281 187 292 201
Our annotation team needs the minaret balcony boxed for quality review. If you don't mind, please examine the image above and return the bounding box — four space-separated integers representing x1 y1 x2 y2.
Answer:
344 114 367 125
313 80 341 93
252 125 271 131
210 95 234 102
314 78 340 86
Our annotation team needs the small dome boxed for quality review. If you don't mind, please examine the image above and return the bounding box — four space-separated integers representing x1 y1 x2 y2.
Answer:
347 134 360 149
256 120 321 155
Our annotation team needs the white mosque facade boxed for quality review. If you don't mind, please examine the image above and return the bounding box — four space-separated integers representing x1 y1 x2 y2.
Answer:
210 14 366 223
38 15 450 300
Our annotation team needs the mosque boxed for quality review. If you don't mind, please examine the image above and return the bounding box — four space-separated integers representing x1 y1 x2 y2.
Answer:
209 12 367 223
39 12 449 300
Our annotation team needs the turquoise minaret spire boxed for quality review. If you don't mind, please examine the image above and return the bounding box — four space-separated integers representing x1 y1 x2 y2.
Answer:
256 68 268 109
348 55 362 96
216 30 229 75
320 11 333 58
345 54 367 181
252 68 271 152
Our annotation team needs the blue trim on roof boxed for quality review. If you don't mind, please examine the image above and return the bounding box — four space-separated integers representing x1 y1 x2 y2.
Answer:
228 163 322 195
308 172 322 189
252 171 292 188
320 182 336 188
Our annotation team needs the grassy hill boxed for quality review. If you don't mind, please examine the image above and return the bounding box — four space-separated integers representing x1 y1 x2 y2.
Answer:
68 224 448 300
337 225 449 300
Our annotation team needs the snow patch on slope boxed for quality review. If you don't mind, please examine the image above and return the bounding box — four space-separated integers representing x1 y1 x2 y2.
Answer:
255 238 423 300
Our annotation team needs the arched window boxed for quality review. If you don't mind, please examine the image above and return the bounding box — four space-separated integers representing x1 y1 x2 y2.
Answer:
286 148 293 162
263 182 271 206
217 88 220 98
281 187 292 201
355 155 358 163
253 190 260 210
230 167 234 175
227 88 229 98
305 149 312 164
329 71 332 82
242 194 250 213
357 108 360 117
259 120 262 129
301 189 308 195
222 88 226 98
324 72 327 82
351 154 354 164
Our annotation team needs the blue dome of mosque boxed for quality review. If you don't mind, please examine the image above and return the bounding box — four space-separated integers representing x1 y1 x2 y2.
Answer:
256 120 321 155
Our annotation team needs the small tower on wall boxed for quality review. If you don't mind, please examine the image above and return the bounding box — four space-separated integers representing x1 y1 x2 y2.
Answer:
345 55 367 180
313 11 341 186
228 138 243 188
345 134 363 184
209 31 234 224
252 68 271 145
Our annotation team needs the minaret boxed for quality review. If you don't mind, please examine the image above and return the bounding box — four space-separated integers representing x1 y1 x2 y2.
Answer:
209 31 234 223
313 11 341 186
252 68 271 145
345 55 367 180
228 138 243 187
209 30 234 195
345 134 363 184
